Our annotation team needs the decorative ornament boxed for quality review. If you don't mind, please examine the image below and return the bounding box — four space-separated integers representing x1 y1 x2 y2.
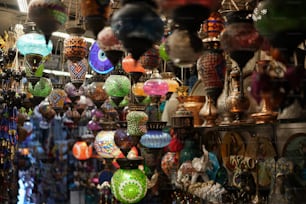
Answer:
89 42 114 74
72 141 93 160
111 2 164 60
28 0 68 43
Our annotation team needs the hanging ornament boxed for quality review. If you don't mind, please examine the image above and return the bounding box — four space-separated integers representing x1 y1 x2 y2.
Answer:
28 0 68 44
139 46 161 70
48 87 67 114
86 76 108 108
89 42 114 74
67 58 88 88
94 130 121 159
63 31 88 62
104 74 131 106
16 32 53 57
122 54 145 73
114 128 140 157
126 111 148 137
165 29 203 68
80 0 111 37
111 2 164 61
72 141 93 160
64 82 85 103
97 26 124 52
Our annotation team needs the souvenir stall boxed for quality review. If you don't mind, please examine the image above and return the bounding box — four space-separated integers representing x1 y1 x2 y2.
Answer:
0 0 306 203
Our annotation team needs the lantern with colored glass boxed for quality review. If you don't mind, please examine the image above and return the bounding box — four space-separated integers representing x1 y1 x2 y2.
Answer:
67 58 88 89
143 69 169 121
28 0 68 44
94 130 121 159
139 46 161 70
48 85 67 114
104 74 131 107
72 141 93 160
16 26 53 78
27 77 53 106
97 26 125 68
111 2 164 61
63 28 88 62
122 54 145 84
85 75 108 108
161 72 179 99
111 158 147 204
132 81 149 104
140 121 171 149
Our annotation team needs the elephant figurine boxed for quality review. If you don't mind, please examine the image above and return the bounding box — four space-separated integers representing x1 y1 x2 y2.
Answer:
191 145 212 184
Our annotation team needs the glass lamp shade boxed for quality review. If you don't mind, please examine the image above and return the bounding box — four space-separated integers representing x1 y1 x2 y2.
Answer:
86 81 108 107
126 111 148 137
161 72 179 93
28 77 53 97
220 10 263 53
143 70 169 96
89 42 114 74
64 35 88 62
104 75 131 97
16 33 53 56
48 88 67 112
122 54 145 73
111 3 164 61
161 151 179 177
140 130 171 148
67 58 88 87
72 141 93 160
94 130 121 158
111 165 147 204
64 82 85 101
97 26 124 52
132 82 147 97
139 47 161 70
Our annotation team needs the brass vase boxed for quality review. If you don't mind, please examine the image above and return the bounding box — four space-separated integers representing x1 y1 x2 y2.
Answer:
199 95 218 127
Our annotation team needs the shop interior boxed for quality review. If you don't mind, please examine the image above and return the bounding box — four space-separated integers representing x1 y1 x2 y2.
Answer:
0 0 306 203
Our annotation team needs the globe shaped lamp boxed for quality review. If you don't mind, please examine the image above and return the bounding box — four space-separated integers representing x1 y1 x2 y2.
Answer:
85 75 108 108
94 130 121 159
140 122 171 149
111 158 147 204
63 29 88 62
104 74 131 107
72 141 93 160
122 54 145 84
143 69 169 97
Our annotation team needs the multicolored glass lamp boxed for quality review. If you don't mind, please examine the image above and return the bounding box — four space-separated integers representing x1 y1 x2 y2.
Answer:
143 69 168 121
122 54 145 84
67 58 88 89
